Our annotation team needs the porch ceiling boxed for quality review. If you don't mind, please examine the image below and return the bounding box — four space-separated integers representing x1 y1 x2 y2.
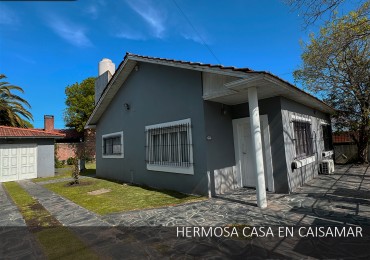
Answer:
203 73 335 114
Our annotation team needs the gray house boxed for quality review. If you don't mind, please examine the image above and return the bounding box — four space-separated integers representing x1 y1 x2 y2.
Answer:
0 125 64 182
86 53 335 208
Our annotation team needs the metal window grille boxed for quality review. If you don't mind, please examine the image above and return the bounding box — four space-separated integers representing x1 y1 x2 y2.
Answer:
322 124 333 151
103 136 122 155
145 123 192 167
293 121 314 159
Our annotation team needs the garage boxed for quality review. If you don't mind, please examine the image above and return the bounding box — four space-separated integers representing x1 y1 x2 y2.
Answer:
0 144 37 182
0 126 64 182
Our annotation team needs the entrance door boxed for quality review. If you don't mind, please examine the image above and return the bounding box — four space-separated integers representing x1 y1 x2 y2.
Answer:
232 115 274 191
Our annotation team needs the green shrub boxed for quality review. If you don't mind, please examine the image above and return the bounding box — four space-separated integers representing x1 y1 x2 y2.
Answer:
67 157 75 165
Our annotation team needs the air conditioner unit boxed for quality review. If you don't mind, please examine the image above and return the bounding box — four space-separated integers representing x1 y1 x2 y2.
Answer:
320 159 335 174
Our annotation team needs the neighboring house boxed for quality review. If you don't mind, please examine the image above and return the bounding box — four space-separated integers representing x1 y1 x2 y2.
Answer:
42 115 96 161
0 126 64 182
86 53 335 207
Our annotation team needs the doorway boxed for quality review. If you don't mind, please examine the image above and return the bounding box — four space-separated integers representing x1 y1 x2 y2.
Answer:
232 115 274 191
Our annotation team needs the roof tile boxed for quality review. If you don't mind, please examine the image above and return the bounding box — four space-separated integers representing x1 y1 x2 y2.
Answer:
0 126 65 138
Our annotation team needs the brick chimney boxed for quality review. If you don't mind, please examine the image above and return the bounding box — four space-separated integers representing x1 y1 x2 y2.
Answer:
44 115 54 131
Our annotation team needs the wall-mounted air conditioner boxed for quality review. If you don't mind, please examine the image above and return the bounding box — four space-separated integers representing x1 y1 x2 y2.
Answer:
320 159 335 174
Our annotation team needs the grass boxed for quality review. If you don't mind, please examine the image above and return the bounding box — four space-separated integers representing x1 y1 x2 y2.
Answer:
3 182 99 260
33 161 96 183
44 178 206 215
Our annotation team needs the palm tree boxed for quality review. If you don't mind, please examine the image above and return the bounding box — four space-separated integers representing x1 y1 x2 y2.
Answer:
0 74 33 127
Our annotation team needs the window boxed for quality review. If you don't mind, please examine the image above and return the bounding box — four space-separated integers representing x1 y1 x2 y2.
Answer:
145 118 194 174
293 121 313 159
322 124 333 151
102 131 124 158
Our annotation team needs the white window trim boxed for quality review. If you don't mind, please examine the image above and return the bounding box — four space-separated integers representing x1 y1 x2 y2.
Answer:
145 118 194 175
102 131 124 159
291 114 311 122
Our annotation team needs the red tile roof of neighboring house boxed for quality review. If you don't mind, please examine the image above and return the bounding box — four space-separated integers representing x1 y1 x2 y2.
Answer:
0 126 65 138
333 132 357 144
52 129 83 141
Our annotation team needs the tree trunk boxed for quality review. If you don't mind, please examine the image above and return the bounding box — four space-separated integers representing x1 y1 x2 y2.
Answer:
357 142 369 164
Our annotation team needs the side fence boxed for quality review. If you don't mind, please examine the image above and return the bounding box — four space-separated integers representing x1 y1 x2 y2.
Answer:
334 144 370 163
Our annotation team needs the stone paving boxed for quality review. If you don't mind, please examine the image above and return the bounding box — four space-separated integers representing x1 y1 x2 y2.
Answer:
18 180 108 227
1 164 370 259
102 164 370 227
0 183 45 259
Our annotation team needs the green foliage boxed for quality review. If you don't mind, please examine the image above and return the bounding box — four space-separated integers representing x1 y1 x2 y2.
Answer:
0 74 33 127
64 77 95 133
67 157 75 165
294 3 370 163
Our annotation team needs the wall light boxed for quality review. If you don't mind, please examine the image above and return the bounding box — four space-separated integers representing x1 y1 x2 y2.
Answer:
124 103 130 110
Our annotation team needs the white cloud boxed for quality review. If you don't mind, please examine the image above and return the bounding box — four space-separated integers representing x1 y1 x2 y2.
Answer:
0 4 19 25
47 16 92 47
125 0 166 38
85 5 99 19
181 32 203 44
115 29 146 40
84 0 106 19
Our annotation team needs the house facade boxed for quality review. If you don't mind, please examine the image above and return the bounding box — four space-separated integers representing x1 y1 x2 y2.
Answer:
86 53 335 207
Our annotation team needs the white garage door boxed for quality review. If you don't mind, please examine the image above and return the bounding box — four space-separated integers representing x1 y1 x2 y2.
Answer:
0 144 37 182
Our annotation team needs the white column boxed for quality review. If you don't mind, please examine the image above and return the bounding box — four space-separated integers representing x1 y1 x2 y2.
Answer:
248 87 267 208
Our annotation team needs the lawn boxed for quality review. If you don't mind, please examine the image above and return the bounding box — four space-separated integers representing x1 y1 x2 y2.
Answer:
33 162 96 183
44 178 205 215
3 182 99 260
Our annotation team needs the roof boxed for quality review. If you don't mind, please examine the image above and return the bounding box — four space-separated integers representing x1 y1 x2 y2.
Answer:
86 52 335 127
0 126 65 138
333 132 357 144
52 129 83 142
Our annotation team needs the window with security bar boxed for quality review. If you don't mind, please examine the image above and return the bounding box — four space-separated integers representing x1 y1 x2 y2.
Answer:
145 119 194 174
322 124 333 151
293 121 314 159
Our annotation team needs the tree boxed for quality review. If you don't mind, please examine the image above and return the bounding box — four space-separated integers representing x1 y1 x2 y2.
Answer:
294 7 370 163
64 77 95 133
0 74 33 127
285 0 369 28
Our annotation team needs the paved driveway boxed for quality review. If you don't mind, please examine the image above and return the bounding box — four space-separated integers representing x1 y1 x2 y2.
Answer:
1 164 369 259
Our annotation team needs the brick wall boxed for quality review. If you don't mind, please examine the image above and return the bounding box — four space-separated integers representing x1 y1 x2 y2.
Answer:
55 143 78 161
55 129 96 161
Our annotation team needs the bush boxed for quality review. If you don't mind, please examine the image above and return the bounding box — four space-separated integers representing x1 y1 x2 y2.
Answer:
67 157 75 165
55 159 64 168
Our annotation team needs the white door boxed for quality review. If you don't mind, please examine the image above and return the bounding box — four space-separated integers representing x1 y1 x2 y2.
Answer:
0 144 37 182
233 116 274 191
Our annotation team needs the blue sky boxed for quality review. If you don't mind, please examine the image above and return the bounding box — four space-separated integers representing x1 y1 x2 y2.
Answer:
1 0 319 128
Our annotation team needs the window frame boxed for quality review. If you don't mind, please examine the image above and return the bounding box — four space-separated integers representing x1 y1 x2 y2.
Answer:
102 131 124 158
292 118 314 159
321 122 333 152
145 118 194 175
